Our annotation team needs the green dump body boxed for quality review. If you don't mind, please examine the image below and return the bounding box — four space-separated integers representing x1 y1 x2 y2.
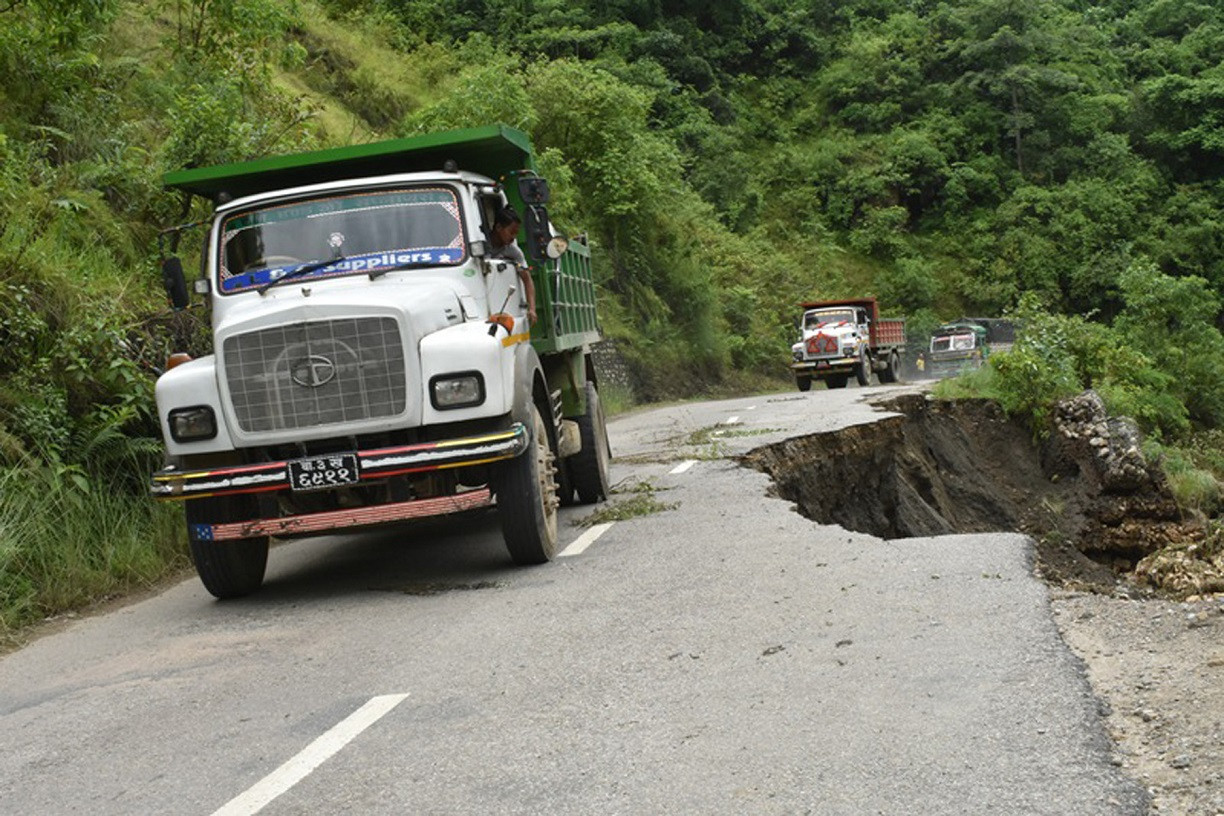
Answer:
164 124 600 359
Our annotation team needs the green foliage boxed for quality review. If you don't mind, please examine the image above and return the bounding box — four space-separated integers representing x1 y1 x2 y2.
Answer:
1147 439 1223 517
987 350 1080 434
399 39 532 133
159 0 296 64
938 291 1198 438
577 479 676 527
0 461 186 646
527 58 677 221
1114 262 1224 428
877 256 939 313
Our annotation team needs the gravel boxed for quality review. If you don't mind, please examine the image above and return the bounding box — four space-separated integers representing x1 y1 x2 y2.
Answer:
1052 590 1224 815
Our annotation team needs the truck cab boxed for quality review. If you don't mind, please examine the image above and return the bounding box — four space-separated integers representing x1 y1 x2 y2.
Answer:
152 125 610 599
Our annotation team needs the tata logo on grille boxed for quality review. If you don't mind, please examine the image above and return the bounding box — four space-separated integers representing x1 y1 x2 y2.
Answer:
290 355 337 388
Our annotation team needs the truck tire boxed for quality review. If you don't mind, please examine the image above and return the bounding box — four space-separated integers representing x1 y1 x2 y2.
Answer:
796 376 812 392
556 454 576 507
879 351 902 384
568 382 611 504
185 495 270 599
855 348 871 387
497 403 559 564
826 374 849 389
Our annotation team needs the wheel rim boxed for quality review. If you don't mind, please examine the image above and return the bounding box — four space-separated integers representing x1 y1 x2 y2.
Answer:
595 398 610 493
533 409 558 540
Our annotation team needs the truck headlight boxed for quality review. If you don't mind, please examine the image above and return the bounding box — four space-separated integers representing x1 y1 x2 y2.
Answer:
431 372 485 409
168 406 217 442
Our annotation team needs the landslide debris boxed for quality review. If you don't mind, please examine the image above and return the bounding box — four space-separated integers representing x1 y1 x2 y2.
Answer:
743 390 1208 595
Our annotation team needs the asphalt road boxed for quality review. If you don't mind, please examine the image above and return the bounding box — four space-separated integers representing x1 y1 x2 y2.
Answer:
0 384 1148 814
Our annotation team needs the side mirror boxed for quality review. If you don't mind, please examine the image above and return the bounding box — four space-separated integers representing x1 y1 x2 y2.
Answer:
546 236 568 259
523 204 552 262
518 176 550 205
162 257 190 310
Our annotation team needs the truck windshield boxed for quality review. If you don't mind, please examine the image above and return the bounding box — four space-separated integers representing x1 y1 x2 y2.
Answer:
932 333 976 352
805 310 854 330
217 187 466 294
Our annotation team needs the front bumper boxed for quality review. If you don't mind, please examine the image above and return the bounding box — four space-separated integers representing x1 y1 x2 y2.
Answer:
791 357 855 374
928 352 983 372
151 423 529 500
195 489 495 541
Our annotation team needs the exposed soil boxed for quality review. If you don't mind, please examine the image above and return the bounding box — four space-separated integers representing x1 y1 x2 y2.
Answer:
742 392 1203 591
743 391 1223 814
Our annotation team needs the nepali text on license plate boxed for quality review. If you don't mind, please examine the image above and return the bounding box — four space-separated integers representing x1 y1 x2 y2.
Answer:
288 453 360 491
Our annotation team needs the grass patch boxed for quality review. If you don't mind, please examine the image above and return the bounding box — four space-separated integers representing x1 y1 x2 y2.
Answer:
1168 468 1222 517
681 424 783 459
1156 443 1223 518
576 479 677 526
930 363 1001 401
599 381 636 417
0 462 187 649
291 1 442 129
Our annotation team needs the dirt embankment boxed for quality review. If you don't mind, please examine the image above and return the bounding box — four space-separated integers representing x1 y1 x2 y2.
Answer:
742 391 1210 594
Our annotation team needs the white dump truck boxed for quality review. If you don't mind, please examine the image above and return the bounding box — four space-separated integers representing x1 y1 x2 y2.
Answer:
789 297 906 391
151 125 610 598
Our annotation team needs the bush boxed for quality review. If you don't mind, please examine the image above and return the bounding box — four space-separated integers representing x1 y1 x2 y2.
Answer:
941 290 1196 439
1114 262 1224 429
0 460 186 647
1150 443 1222 517
878 255 939 313
983 296 1084 431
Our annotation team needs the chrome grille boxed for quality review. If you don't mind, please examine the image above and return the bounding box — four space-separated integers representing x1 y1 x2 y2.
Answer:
223 317 406 433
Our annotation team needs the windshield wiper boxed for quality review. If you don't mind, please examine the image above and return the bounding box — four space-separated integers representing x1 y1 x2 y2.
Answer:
257 255 348 295
367 259 439 281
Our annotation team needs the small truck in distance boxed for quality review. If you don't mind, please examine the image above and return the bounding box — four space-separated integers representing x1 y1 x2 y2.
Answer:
151 125 610 598
923 316 1015 378
927 320 989 377
789 298 906 391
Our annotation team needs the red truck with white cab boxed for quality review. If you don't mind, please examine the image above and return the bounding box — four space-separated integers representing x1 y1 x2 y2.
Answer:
789 298 906 391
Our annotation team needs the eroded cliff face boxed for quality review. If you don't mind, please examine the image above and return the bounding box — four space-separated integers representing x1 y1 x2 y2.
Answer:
741 393 1200 594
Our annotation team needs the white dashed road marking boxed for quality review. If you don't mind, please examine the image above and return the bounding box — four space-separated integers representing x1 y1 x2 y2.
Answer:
559 522 614 557
212 693 410 816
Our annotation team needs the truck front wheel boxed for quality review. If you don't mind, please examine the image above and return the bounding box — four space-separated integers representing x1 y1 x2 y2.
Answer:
184 496 270 599
855 348 871 387
796 376 812 392
497 403 560 564
568 382 611 504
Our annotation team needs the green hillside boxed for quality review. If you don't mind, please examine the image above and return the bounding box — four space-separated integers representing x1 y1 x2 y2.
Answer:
1 0 1222 638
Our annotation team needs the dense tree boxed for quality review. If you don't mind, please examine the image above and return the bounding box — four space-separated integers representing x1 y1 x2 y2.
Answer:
2 0 1223 405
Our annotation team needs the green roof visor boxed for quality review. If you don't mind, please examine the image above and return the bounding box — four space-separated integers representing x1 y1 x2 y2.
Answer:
164 124 536 202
